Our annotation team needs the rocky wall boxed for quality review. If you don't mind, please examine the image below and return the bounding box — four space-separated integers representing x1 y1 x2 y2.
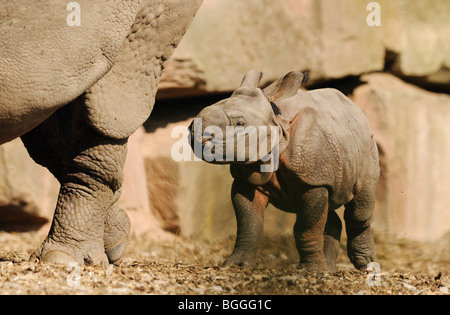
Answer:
1 0 449 242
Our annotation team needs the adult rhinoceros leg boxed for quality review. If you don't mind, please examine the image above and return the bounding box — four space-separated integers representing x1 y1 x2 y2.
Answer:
21 98 129 266
103 203 130 264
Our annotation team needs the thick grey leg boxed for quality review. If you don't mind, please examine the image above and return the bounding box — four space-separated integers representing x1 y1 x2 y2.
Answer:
323 210 342 272
22 99 130 266
344 189 376 270
223 179 268 267
294 187 329 271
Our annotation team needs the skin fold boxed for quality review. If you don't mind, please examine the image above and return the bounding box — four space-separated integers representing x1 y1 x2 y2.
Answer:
190 70 380 271
0 0 203 266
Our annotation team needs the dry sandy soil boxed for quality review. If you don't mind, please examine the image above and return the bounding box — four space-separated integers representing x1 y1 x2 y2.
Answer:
0 230 448 295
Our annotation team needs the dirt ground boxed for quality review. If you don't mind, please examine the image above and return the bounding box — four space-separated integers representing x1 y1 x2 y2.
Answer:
0 230 448 295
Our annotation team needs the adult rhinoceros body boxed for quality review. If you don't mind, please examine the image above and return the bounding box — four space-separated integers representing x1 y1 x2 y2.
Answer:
190 70 380 271
0 0 203 266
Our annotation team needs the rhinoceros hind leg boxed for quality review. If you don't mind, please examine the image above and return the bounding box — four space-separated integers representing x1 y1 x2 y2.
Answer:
323 210 342 272
22 98 128 267
104 204 130 264
344 188 376 270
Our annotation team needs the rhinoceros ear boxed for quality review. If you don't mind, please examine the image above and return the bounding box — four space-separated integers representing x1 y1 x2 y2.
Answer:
240 69 263 89
263 71 306 102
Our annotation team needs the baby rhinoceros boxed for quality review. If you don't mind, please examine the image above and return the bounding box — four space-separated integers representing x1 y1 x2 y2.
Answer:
189 70 380 272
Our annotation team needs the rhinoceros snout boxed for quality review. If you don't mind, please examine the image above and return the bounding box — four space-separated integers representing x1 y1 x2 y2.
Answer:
189 118 210 147
188 120 195 136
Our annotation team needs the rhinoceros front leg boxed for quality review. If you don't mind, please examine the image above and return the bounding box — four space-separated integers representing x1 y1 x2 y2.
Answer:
22 102 129 266
224 180 268 267
294 187 329 271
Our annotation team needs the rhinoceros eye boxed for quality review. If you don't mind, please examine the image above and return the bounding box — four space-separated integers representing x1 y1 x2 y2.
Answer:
236 121 245 127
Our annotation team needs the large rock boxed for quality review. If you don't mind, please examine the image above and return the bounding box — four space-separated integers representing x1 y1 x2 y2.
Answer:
158 0 450 97
159 0 383 96
380 0 450 91
0 140 57 231
353 73 450 241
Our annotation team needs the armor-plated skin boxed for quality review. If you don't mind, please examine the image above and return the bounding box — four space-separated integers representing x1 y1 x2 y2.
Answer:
190 70 380 271
0 0 203 266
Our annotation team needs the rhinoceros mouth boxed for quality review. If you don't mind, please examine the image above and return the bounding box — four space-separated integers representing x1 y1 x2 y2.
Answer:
202 137 213 146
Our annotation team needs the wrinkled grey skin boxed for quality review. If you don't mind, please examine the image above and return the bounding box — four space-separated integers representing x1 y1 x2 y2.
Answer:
190 70 380 271
0 0 202 266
